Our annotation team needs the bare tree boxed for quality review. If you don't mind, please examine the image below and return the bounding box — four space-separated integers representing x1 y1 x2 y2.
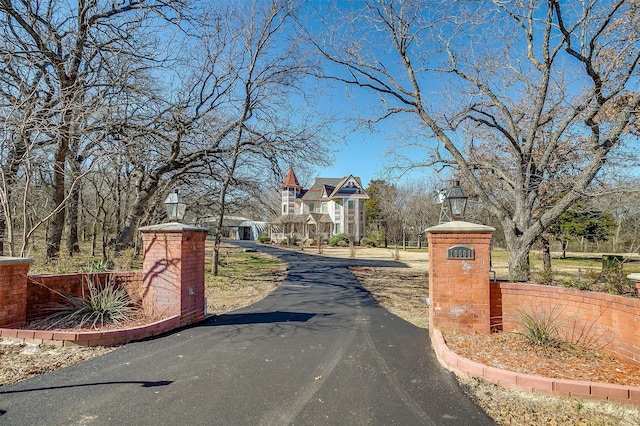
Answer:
0 0 187 259
402 182 439 248
306 0 640 280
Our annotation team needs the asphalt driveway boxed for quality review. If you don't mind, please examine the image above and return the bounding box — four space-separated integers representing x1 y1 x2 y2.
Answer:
0 242 494 425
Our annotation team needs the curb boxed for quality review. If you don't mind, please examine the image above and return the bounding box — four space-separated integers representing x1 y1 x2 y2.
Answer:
0 315 181 347
430 328 640 406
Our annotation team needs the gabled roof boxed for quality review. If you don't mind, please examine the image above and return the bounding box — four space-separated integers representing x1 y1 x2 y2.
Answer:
307 213 333 224
281 167 302 189
300 177 343 201
327 175 368 198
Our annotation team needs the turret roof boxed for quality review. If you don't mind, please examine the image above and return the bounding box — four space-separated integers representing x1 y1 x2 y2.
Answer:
281 167 302 189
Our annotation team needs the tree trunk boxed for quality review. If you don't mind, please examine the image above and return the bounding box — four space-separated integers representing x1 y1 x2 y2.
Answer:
2 136 29 256
46 102 73 260
213 141 243 276
506 246 531 282
67 155 82 256
0 215 4 256
541 235 552 275
91 217 98 257
46 137 69 260
116 176 158 250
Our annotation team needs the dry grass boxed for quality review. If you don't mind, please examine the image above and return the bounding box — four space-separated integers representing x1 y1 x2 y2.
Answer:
204 243 287 315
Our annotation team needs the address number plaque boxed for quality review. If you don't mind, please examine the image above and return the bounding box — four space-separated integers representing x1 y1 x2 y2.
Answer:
447 245 474 260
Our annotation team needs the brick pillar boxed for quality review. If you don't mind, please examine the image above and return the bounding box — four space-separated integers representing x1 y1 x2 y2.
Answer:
0 257 33 327
426 221 495 334
139 223 208 326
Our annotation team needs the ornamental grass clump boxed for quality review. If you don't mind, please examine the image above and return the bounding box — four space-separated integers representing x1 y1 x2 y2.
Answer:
45 274 139 329
516 305 567 350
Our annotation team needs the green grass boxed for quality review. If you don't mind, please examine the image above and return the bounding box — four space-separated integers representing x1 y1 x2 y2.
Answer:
490 249 640 282
205 246 285 291
215 251 281 277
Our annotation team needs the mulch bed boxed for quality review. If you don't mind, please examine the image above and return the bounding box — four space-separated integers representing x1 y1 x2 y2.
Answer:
444 331 640 387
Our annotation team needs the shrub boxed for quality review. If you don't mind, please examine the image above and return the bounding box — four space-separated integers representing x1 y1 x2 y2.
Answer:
561 278 591 291
360 237 375 247
111 248 138 270
530 266 554 285
367 231 384 247
45 274 139 329
328 233 350 246
600 262 635 295
258 233 271 244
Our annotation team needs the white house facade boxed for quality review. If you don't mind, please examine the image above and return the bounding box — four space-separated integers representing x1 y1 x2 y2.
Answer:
272 167 369 243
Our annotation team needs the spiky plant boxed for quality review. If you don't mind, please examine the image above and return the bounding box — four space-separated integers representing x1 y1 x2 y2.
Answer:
516 305 567 350
45 274 138 329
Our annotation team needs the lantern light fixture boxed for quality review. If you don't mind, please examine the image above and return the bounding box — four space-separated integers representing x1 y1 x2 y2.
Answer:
164 189 187 222
447 180 468 221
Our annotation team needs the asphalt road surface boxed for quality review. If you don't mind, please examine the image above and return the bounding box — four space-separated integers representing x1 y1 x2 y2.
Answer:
0 242 494 425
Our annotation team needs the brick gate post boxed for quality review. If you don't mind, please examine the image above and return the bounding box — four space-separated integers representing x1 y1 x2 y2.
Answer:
0 257 33 327
426 221 495 334
139 223 208 326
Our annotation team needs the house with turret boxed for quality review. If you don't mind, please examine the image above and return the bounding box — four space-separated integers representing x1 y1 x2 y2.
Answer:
271 167 369 244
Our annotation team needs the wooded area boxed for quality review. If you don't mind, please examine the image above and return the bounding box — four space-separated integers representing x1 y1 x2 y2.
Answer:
0 0 329 262
1 1 639 281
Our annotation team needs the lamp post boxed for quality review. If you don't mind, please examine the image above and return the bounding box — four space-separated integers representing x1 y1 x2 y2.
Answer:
447 180 468 221
164 189 187 222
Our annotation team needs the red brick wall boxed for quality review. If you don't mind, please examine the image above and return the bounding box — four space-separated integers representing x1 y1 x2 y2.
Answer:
490 281 503 332
178 231 206 324
141 232 183 317
140 228 207 325
1 226 207 331
26 272 144 322
427 229 493 334
0 260 32 327
493 282 640 366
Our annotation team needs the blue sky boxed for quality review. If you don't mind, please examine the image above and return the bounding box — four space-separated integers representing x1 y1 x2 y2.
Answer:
298 68 435 189
295 1 444 189
314 130 389 188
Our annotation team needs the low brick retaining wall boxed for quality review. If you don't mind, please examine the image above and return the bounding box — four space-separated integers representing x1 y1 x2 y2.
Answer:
0 270 178 346
431 328 640 406
0 315 180 347
26 272 144 322
0 224 207 346
491 282 640 366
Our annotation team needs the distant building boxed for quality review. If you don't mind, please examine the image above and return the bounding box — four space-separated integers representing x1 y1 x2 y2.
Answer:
202 216 268 241
270 167 369 244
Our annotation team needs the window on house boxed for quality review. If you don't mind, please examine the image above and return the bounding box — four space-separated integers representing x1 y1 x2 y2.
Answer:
283 205 287 214
348 200 354 209
321 202 328 213
335 224 340 234
335 200 341 210
309 202 315 212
